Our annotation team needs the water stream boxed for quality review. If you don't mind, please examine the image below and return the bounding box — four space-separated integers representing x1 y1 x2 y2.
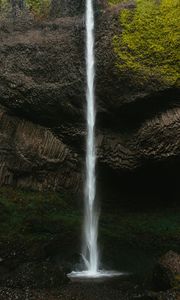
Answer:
68 0 124 280
82 0 99 274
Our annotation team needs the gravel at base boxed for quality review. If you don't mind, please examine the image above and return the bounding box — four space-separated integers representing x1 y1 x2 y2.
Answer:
0 284 131 300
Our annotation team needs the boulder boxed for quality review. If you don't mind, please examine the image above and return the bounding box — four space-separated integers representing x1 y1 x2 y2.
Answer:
152 251 180 291
137 290 180 300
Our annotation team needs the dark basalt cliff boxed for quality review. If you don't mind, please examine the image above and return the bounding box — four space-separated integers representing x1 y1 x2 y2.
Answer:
0 0 179 196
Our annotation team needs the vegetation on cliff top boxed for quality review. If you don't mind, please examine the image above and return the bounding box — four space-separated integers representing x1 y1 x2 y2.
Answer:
26 0 51 18
108 0 127 4
0 0 51 18
109 0 126 5
113 0 180 86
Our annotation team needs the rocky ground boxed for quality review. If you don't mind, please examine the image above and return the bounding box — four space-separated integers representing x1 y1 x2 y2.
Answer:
0 283 179 300
0 283 136 300
0 187 179 299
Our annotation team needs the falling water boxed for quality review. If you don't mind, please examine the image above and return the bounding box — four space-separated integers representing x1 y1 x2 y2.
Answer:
67 0 125 280
82 0 99 274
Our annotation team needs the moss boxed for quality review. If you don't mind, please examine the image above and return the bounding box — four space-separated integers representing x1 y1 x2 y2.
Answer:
26 0 51 18
0 186 81 243
100 210 180 252
0 186 179 257
108 0 128 5
113 0 180 86
0 0 10 12
0 0 51 19
174 274 180 289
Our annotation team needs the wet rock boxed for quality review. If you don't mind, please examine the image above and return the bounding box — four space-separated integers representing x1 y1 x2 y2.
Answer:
152 251 180 291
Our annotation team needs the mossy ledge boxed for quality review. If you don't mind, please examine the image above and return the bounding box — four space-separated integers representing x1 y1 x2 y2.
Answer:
0 0 52 19
0 186 179 257
113 0 180 87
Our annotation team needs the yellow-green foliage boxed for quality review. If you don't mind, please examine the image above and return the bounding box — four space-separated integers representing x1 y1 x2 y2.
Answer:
0 0 51 18
26 0 51 18
174 274 180 289
0 0 11 13
108 0 127 5
113 0 180 86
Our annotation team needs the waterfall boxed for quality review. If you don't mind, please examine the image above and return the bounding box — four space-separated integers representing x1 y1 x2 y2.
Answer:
67 0 124 280
82 0 99 274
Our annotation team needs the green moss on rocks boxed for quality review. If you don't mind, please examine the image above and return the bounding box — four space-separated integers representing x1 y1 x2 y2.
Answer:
0 0 51 18
0 186 179 244
108 0 128 5
0 0 11 14
174 274 180 289
100 210 180 253
26 0 51 18
0 187 80 244
0 186 179 262
113 0 180 86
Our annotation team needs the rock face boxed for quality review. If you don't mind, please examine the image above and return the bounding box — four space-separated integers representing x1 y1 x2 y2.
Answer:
152 251 180 291
0 107 80 191
0 0 179 194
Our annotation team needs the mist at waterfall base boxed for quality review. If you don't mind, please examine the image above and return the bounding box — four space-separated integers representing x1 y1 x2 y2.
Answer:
67 0 124 281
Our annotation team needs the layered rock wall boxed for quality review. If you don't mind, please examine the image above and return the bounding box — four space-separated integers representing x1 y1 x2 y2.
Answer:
0 0 179 192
